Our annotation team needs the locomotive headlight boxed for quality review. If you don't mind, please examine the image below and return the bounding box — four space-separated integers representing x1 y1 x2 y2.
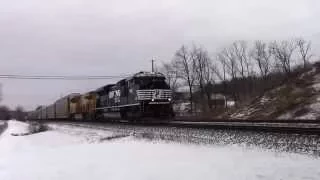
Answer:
152 99 155 102
168 98 172 101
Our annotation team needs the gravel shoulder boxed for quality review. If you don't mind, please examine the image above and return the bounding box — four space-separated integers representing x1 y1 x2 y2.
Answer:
47 121 320 156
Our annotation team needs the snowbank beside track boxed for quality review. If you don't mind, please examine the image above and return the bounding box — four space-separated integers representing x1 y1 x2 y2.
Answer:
1 120 320 180
6 120 31 135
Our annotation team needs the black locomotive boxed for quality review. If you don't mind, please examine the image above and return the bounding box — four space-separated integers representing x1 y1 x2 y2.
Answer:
95 71 174 120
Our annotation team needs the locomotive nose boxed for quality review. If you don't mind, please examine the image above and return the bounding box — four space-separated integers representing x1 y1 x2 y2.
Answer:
137 89 172 101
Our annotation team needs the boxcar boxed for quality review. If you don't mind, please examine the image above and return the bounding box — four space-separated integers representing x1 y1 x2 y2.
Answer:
40 107 47 120
46 104 56 119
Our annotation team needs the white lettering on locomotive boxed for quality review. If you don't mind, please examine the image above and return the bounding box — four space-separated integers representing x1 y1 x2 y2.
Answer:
115 90 121 97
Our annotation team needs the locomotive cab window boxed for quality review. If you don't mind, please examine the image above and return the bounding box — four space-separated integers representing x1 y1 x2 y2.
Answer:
135 77 170 90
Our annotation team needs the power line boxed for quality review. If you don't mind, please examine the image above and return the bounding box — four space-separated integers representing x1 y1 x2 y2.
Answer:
0 74 132 80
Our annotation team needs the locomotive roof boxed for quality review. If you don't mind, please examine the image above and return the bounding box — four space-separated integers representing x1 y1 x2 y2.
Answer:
97 71 166 91
96 84 115 92
133 71 165 78
122 71 166 81
119 71 166 84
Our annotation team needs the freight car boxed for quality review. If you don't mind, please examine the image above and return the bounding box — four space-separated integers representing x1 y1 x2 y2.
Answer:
31 93 80 121
46 104 55 119
29 71 174 122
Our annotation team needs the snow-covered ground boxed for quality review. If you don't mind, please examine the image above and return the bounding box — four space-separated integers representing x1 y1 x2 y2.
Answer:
1 120 320 180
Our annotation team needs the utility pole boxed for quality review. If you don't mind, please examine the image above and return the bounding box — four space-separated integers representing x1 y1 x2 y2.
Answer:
151 59 155 72
0 83 2 103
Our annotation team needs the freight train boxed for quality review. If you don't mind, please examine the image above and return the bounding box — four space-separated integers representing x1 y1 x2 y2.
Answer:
28 71 174 122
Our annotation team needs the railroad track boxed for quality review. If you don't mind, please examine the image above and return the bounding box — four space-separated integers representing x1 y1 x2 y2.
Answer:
39 119 320 135
171 121 320 135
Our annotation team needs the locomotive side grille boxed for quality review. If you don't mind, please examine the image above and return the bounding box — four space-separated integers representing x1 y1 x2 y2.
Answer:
137 89 172 100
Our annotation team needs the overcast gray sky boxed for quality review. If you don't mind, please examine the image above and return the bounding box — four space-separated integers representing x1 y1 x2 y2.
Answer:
0 0 320 110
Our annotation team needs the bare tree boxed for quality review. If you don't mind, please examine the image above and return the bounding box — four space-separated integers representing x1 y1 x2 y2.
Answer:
220 46 241 104
14 106 25 121
216 53 227 82
215 53 229 100
191 45 215 110
296 38 312 68
232 40 257 102
0 105 11 120
270 40 297 75
160 61 180 93
222 47 239 80
232 41 251 78
251 40 272 80
174 45 197 113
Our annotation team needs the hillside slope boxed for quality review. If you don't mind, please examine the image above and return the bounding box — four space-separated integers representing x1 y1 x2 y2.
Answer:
227 63 320 120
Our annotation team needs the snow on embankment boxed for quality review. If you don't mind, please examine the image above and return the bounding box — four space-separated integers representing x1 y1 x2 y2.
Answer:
1 138 320 180
229 63 320 120
0 120 82 154
0 120 47 136
6 120 32 136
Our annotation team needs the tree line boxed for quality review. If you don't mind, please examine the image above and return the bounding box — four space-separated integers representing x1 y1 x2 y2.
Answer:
160 38 314 113
0 106 25 121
